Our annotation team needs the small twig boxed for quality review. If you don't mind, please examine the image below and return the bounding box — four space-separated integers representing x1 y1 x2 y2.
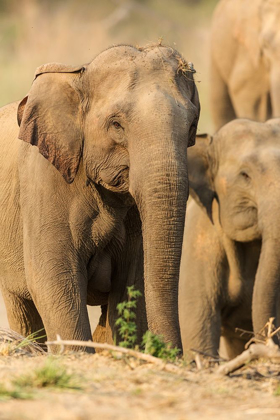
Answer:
267 317 274 337
57 335 64 355
217 339 280 376
245 337 264 350
123 355 135 370
254 317 275 341
46 338 181 374
270 326 280 338
235 328 254 338
266 317 280 339
191 348 225 361
245 318 280 349
194 354 203 370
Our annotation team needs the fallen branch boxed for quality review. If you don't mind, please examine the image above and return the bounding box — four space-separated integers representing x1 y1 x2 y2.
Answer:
191 348 226 362
46 337 181 374
218 318 280 375
217 339 280 376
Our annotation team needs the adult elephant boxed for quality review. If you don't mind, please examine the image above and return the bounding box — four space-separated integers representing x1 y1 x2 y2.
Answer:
211 0 280 130
0 44 199 351
179 119 280 359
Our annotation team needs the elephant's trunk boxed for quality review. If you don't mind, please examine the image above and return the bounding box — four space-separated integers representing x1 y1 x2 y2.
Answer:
252 235 280 334
129 131 189 349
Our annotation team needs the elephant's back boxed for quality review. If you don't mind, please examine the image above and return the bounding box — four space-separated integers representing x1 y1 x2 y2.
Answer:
0 101 21 131
0 101 24 280
212 0 260 24
0 101 21 197
0 101 21 159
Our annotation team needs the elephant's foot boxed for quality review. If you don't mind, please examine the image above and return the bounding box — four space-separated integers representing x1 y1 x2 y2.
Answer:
92 305 108 352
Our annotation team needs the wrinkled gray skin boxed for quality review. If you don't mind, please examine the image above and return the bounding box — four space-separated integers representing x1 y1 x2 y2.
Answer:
0 45 199 351
179 119 280 359
211 0 280 130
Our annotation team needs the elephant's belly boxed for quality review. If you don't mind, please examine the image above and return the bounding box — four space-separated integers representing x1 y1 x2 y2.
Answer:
86 288 109 306
87 250 111 306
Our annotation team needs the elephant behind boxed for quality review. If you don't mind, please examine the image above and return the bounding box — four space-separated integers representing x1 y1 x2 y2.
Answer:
179 118 280 359
0 44 199 351
211 0 280 130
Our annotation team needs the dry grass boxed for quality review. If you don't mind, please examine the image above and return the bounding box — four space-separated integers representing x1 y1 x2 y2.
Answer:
0 328 45 356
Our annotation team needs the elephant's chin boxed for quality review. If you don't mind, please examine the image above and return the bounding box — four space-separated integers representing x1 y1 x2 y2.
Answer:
222 211 261 242
99 167 130 194
227 225 261 242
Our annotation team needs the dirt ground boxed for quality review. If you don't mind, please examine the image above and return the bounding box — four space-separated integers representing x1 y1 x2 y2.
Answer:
0 291 279 420
0 351 280 420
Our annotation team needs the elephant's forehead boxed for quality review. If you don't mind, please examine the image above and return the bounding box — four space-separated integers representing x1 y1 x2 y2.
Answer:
217 122 280 172
217 119 280 151
89 45 185 76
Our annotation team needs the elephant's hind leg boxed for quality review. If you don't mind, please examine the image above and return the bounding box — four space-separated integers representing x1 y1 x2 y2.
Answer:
210 57 236 130
92 304 107 350
2 291 46 343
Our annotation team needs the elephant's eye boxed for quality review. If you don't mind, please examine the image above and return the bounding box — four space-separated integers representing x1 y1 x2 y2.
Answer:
112 121 122 129
240 171 250 180
108 118 125 144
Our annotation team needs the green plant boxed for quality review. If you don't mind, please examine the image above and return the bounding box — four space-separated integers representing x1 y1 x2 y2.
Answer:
0 358 82 400
115 286 142 348
115 286 180 362
0 384 34 401
142 331 180 362
14 358 82 390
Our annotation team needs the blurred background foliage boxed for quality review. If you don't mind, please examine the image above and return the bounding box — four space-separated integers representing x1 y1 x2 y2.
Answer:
0 0 218 133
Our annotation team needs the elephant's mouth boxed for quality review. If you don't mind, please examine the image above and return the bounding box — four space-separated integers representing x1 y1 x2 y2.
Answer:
221 202 261 242
99 166 130 194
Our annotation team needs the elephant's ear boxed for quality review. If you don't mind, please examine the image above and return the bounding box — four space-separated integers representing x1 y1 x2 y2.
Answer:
188 133 216 222
188 78 200 148
17 63 86 184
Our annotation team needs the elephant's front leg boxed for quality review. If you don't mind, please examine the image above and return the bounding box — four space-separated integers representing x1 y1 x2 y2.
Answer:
179 272 222 359
179 206 224 358
23 244 93 353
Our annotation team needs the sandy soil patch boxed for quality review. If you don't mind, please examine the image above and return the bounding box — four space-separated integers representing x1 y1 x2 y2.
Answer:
0 351 279 420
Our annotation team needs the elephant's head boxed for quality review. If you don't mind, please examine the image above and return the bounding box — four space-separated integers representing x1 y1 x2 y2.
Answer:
188 118 280 336
17 44 200 348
